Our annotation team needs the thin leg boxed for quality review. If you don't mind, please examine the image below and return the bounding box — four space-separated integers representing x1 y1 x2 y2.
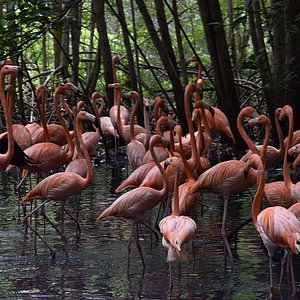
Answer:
220 197 233 260
289 253 297 299
269 255 274 296
127 222 135 276
135 222 146 270
279 250 288 286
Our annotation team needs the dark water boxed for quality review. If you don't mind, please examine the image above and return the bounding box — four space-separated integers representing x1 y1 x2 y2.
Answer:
0 153 299 299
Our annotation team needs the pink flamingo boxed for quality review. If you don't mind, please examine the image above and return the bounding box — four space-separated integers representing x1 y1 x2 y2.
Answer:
159 156 196 288
97 134 169 270
248 153 300 298
20 110 95 255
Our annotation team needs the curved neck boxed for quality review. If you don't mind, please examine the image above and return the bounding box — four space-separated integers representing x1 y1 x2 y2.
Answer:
75 113 93 183
275 109 284 157
128 92 139 140
149 136 168 196
91 97 102 139
0 71 14 164
283 109 294 189
172 164 180 216
38 88 50 142
176 126 195 181
184 84 199 172
252 165 266 228
53 89 74 155
237 111 259 154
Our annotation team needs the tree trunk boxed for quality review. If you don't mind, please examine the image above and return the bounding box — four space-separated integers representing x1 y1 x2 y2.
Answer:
53 0 62 70
71 1 82 85
135 0 187 134
93 0 114 107
197 0 243 148
285 0 300 130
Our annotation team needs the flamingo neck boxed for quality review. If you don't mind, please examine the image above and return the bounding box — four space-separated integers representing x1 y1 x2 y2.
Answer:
237 112 259 155
53 90 74 157
252 166 266 228
75 114 93 183
283 111 294 189
149 137 168 196
184 84 198 173
172 165 180 216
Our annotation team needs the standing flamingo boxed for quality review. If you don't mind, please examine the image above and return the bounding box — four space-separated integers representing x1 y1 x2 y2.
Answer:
20 110 95 255
0 64 32 171
247 153 300 298
159 156 196 288
18 85 75 188
97 134 169 270
241 107 285 168
188 106 263 259
123 91 146 168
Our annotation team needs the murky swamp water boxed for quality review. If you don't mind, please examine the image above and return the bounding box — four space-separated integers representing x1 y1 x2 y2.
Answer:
0 150 299 299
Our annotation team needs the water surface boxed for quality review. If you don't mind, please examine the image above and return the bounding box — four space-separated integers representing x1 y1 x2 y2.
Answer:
0 154 299 299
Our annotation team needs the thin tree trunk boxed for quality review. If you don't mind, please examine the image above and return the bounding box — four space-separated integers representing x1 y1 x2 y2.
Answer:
93 0 114 107
135 0 187 134
198 0 242 148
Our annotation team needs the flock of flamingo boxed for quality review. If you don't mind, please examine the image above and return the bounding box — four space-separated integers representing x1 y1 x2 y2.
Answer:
2 55 300 297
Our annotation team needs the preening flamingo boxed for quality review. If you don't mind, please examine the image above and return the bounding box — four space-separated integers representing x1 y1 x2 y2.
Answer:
97 134 169 270
159 156 196 287
188 106 262 259
20 110 95 255
248 153 300 298
0 64 32 171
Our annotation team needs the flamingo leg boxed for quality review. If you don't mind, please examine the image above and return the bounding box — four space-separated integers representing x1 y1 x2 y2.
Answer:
279 249 288 286
135 221 146 270
289 252 297 299
127 222 135 275
220 197 233 260
64 206 81 237
269 255 274 296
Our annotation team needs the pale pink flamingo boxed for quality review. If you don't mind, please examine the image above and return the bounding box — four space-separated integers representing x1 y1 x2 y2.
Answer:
18 85 75 187
247 153 300 298
0 65 32 171
20 110 95 255
97 134 169 270
188 106 262 259
248 112 293 208
123 91 146 168
241 107 285 168
159 156 196 287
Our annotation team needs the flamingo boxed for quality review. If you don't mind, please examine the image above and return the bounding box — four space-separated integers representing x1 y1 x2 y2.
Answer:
20 110 95 255
72 92 101 159
153 96 169 124
97 134 169 270
159 156 196 287
123 91 146 168
279 105 300 203
241 107 285 168
31 85 72 146
188 106 263 259
247 153 300 298
248 112 293 208
18 85 75 188
0 65 32 171
143 115 175 164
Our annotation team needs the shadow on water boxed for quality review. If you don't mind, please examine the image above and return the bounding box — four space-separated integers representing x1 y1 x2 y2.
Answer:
0 150 299 299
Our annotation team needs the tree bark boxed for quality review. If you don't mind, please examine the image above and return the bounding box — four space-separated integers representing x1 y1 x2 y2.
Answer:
135 0 187 134
93 0 114 107
197 0 243 148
